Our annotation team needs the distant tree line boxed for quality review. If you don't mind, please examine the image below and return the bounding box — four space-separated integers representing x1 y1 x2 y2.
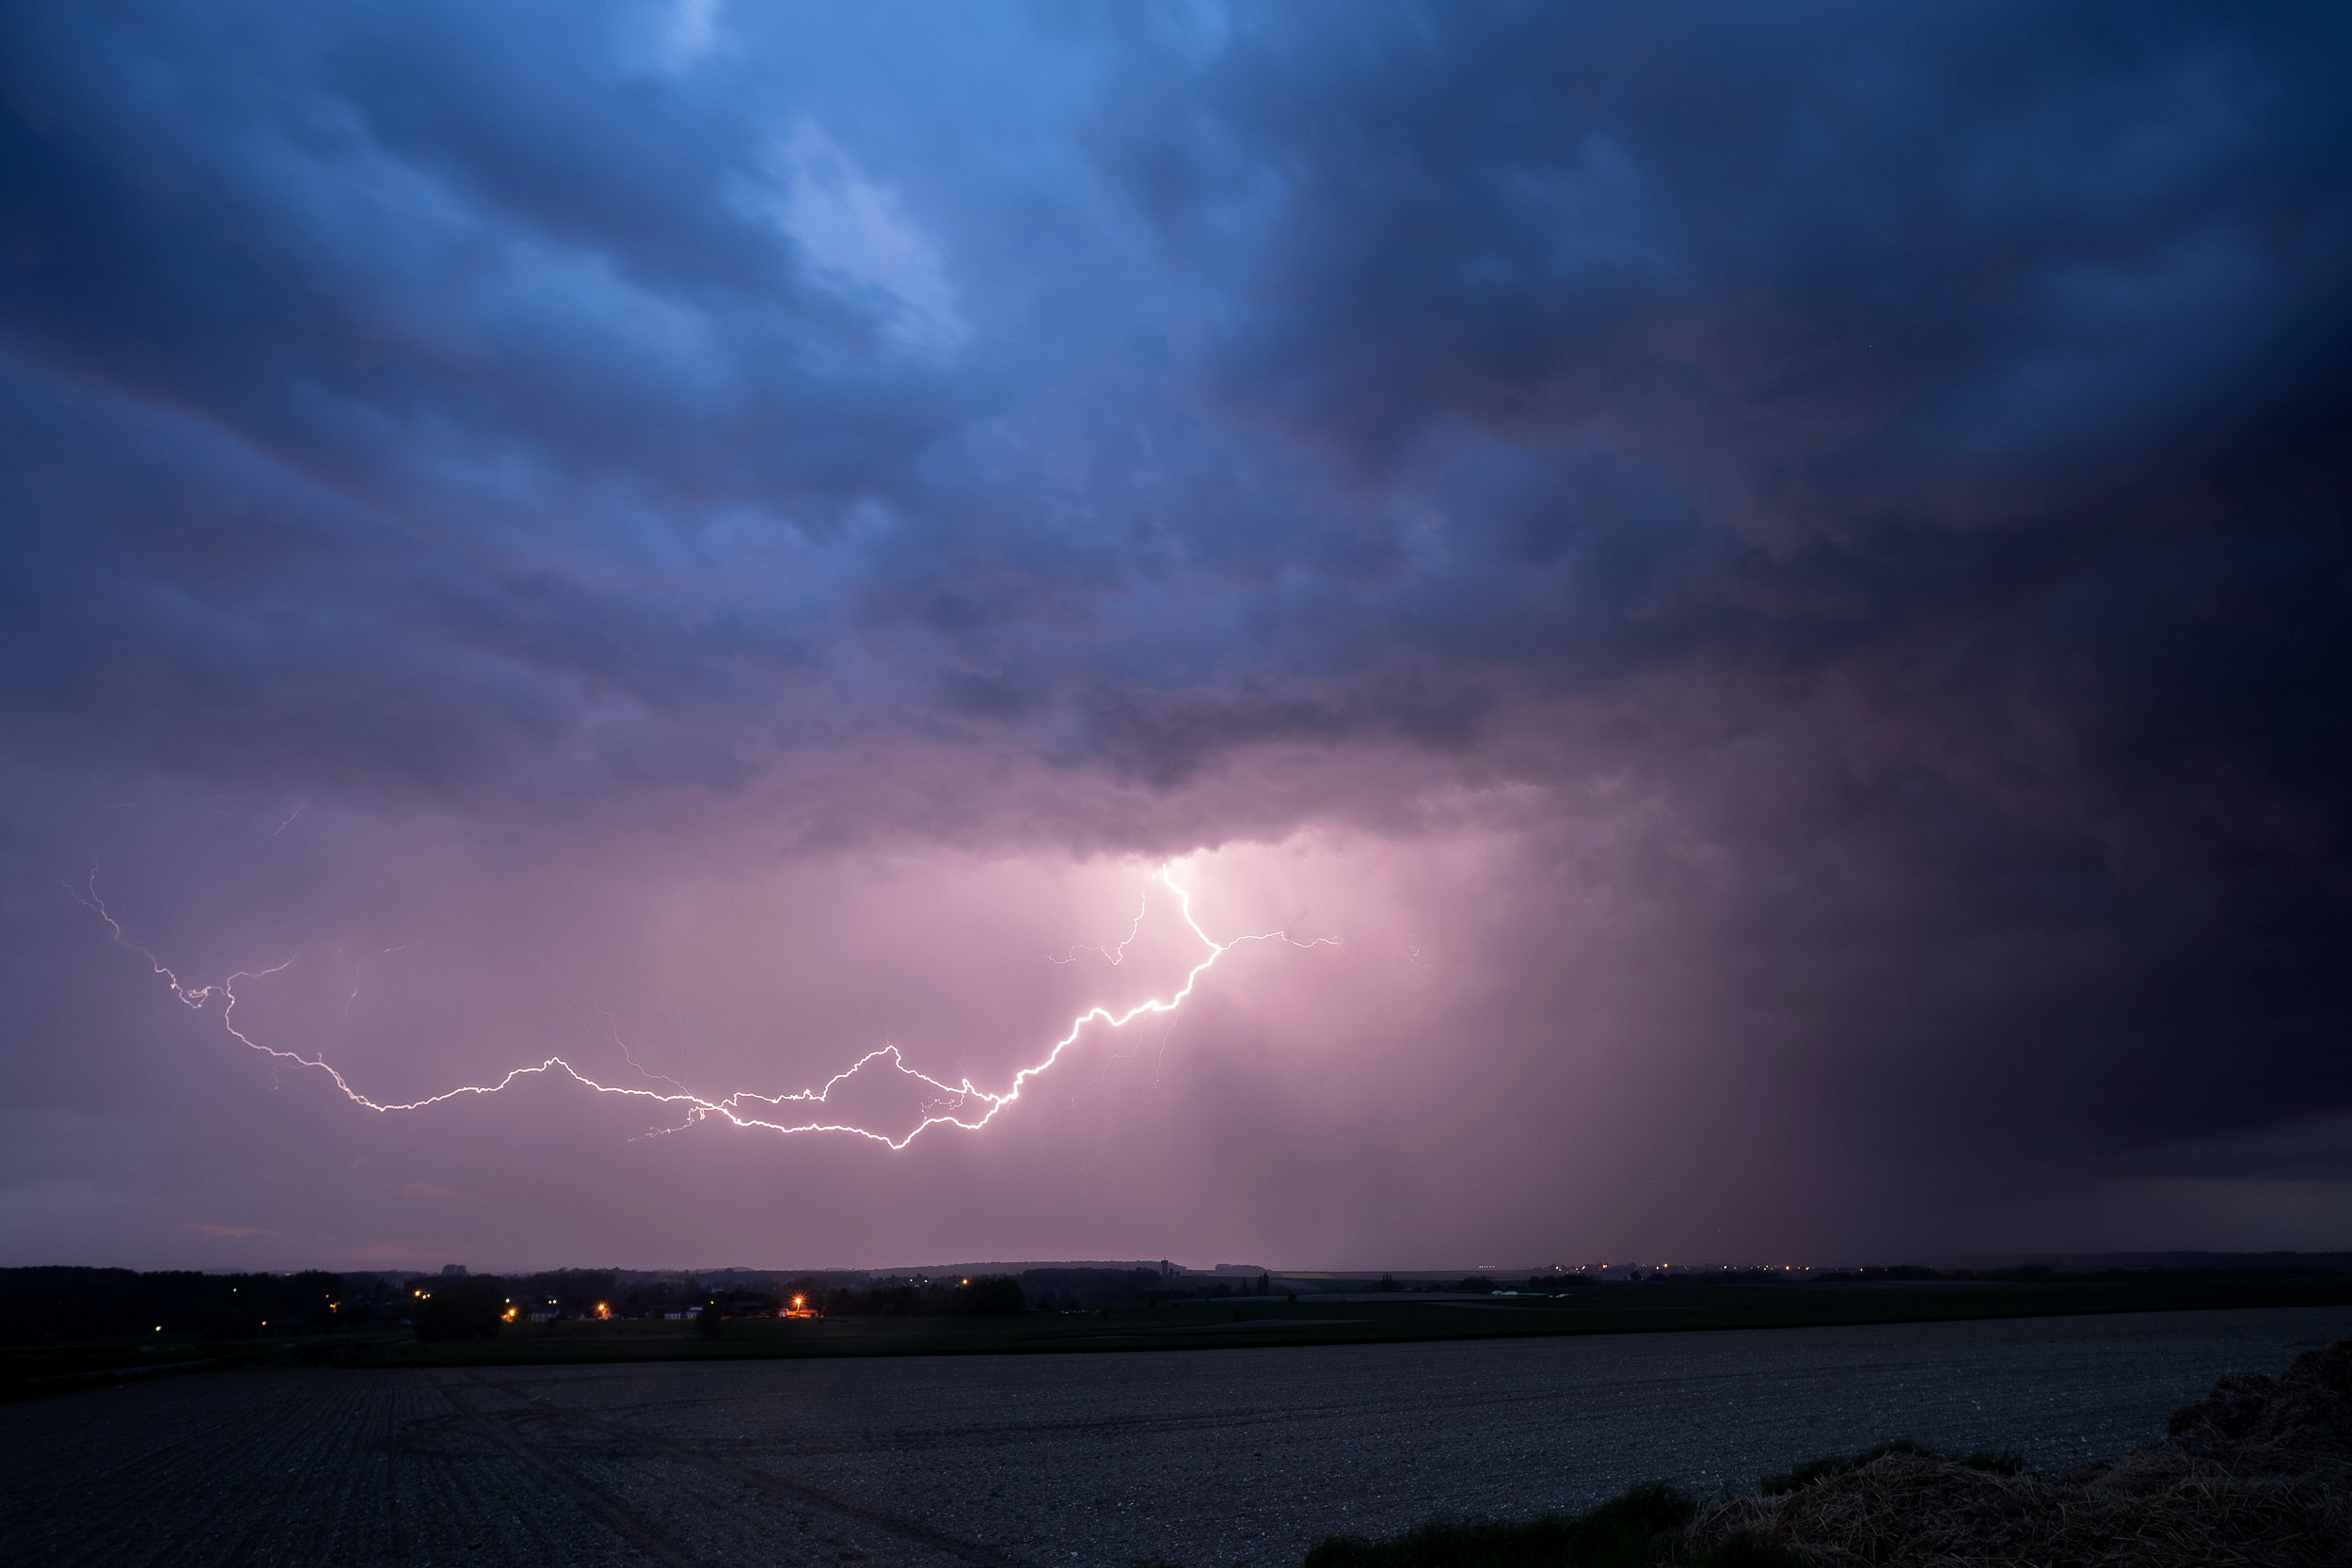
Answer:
408 1277 505 1341
401 1270 733 1338
397 1270 1047 1333
0 1267 354 1342
1019 1268 1161 1307
1816 1263 2351 1282
1360 1275 1593 1292
777 1275 1027 1318
1149 1272 1276 1301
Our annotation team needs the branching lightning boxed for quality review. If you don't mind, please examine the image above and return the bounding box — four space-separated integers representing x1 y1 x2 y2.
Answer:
74 865 1335 1149
1038 885 1151 966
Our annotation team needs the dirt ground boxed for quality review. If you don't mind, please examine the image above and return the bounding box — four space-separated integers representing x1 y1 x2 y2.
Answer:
5 1304 2346 1567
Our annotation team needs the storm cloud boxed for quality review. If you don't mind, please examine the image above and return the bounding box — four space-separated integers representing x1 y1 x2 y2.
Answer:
1 1 2345 1268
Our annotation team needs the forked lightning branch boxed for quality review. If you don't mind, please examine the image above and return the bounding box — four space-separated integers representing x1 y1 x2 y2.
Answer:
74 866 1335 1149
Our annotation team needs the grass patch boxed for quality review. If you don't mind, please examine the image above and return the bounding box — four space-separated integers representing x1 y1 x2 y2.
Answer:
1682 1535 1806 1566
1956 1447 2026 1476
1301 1481 1803 1568
1300 1448 2031 1567
1758 1438 2023 1496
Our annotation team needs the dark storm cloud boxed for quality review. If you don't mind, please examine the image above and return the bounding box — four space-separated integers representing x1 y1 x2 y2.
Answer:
1 0 2347 1253
0 1 956 499
1089 0 2352 1168
1094 0 2352 784
1129 4 2352 488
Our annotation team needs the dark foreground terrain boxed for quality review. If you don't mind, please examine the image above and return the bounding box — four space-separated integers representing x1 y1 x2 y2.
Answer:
3 1305 2345 1566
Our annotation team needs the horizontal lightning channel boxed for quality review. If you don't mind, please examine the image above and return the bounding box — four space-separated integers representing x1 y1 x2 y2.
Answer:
73 865 1334 1149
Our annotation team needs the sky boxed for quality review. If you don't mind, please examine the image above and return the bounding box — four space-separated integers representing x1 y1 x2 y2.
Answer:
2 1 2347 1274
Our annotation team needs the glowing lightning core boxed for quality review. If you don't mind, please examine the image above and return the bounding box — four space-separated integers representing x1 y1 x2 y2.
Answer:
74 865 1334 1149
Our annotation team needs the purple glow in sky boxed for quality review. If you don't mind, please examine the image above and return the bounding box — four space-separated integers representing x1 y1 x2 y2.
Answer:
78 858 1344 1151
2 1 2348 1271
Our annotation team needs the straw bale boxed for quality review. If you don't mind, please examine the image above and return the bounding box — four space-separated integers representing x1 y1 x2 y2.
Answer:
1683 1336 2352 1567
2168 1336 2352 1456
1687 1449 2350 1566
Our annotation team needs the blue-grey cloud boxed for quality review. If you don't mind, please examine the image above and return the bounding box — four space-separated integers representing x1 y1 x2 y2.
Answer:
2 0 2346 1259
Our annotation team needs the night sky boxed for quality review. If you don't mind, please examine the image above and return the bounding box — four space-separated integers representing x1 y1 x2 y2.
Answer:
3 2 2347 1272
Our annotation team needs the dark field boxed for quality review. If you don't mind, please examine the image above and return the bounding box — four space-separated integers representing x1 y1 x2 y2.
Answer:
4 1304 2346 1566
380 1272 2352 1368
20 1269 2352 1394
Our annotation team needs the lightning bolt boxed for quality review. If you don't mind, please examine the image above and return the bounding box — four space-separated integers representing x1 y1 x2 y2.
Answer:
74 864 1335 1150
1038 884 1150 965
545 965 691 1093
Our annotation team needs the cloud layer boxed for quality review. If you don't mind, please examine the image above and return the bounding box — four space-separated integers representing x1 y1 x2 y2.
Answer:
1 1 2345 1267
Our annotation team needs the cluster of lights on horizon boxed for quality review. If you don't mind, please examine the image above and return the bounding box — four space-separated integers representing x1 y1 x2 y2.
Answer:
73 864 1336 1149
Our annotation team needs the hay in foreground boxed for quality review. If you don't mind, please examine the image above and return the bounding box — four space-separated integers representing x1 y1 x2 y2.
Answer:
1686 1335 2352 1568
1297 1336 2352 1567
